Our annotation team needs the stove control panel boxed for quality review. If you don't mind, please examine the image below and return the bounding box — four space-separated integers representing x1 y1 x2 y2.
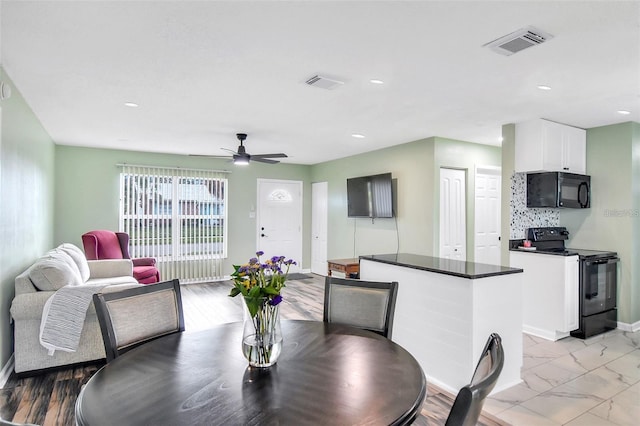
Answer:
528 227 569 242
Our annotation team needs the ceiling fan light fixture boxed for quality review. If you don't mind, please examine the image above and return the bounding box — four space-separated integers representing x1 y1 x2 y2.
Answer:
234 157 250 165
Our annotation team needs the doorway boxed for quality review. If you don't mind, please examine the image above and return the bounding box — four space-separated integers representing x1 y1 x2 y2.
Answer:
257 179 303 272
474 166 502 265
439 168 466 260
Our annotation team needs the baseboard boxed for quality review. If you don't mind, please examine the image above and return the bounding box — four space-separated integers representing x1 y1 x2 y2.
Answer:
0 353 15 388
523 325 569 341
617 320 640 332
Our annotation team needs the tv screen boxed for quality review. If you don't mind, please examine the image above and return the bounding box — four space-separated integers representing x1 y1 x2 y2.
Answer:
347 173 393 218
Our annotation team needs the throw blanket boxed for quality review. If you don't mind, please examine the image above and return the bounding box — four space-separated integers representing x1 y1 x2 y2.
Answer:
39 283 109 355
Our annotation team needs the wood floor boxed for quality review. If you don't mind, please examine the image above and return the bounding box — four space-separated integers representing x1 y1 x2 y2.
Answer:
0 275 506 425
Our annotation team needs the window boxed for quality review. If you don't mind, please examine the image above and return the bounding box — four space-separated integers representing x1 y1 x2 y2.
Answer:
119 165 229 283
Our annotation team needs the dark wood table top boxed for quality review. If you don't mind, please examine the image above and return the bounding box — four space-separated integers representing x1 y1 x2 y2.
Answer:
76 320 426 426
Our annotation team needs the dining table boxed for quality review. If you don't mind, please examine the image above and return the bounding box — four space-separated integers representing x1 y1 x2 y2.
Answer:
75 320 426 425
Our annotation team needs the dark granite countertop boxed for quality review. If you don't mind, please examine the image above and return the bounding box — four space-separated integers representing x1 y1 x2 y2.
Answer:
359 253 523 280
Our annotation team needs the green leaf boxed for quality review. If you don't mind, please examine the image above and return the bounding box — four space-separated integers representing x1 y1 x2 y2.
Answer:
263 287 279 295
229 287 241 297
248 286 261 298
245 297 262 317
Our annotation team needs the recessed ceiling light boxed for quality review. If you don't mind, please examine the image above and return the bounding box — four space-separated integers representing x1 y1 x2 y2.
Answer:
370 79 384 85
537 85 551 91
617 110 631 115
351 133 366 139
124 102 139 108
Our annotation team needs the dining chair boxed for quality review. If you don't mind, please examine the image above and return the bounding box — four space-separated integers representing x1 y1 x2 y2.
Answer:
445 333 504 426
323 276 398 339
93 279 184 362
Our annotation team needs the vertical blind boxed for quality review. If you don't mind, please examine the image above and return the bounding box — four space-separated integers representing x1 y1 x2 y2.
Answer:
119 164 229 283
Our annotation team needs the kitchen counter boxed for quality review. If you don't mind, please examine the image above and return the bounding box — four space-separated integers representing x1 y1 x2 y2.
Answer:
510 251 579 341
360 254 523 394
510 247 571 256
359 253 523 279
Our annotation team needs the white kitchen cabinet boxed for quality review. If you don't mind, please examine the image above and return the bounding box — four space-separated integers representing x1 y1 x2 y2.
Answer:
515 118 586 174
510 251 579 340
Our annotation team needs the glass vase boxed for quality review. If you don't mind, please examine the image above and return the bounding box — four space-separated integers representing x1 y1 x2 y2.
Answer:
242 296 283 367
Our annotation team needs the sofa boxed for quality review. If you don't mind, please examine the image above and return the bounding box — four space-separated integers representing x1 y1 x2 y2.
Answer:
10 243 141 373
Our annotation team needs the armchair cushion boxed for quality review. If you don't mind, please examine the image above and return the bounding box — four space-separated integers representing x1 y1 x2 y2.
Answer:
132 257 156 267
82 230 125 260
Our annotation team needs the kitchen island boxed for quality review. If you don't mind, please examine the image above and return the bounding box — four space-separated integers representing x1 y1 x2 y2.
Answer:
360 253 523 394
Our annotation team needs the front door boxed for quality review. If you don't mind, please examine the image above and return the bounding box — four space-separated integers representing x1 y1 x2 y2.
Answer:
439 168 466 260
257 179 302 272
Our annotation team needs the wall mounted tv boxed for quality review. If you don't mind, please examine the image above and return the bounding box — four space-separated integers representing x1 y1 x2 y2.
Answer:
347 172 394 218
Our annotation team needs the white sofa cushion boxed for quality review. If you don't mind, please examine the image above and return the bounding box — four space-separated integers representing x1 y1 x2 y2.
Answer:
58 243 91 282
29 252 83 291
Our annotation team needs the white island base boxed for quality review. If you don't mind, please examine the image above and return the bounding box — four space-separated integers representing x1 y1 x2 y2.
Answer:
360 257 523 394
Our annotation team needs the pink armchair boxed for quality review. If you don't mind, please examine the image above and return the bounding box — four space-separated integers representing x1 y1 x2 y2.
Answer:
81 230 160 284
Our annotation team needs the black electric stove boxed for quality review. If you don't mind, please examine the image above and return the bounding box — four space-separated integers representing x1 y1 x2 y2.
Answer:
527 227 619 338
527 227 617 259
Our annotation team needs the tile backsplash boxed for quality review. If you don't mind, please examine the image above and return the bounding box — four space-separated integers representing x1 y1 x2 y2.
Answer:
510 172 558 239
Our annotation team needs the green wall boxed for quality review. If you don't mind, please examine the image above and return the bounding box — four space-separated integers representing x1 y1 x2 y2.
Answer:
0 68 55 367
500 124 516 266
54 146 312 273
310 136 501 260
560 122 640 325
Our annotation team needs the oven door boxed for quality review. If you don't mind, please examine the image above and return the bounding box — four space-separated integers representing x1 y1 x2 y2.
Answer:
581 257 618 316
559 174 590 208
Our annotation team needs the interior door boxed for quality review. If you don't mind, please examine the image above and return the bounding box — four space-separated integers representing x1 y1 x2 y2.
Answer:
257 179 302 272
311 182 328 275
439 168 466 260
474 166 501 265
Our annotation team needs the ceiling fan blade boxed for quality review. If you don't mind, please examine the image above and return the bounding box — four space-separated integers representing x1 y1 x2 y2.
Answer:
188 154 232 159
221 147 239 154
252 157 280 164
251 153 288 159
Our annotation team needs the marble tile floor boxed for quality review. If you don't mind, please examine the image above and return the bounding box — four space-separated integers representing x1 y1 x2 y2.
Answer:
485 329 640 426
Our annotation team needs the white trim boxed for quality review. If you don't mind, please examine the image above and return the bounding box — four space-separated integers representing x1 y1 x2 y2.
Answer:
617 320 640 332
523 326 570 342
0 354 15 388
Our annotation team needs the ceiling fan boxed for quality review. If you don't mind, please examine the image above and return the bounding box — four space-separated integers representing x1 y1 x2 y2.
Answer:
196 133 288 165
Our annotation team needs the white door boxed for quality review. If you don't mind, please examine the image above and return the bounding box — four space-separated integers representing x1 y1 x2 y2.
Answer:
474 166 501 265
439 168 466 260
257 179 302 272
311 182 328 275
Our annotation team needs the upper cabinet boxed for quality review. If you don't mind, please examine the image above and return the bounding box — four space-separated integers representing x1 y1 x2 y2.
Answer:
515 119 586 174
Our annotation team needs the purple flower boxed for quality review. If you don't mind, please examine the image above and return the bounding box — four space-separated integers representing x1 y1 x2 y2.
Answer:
269 294 283 306
256 251 264 256
271 256 281 263
249 257 258 265
285 259 297 266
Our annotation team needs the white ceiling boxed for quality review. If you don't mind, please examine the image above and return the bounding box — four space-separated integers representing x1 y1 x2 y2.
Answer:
2 1 639 165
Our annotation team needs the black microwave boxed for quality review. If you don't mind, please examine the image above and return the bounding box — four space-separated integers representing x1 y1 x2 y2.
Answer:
527 172 590 208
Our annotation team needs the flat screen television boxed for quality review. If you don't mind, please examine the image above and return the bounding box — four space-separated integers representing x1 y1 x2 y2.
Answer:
347 173 394 218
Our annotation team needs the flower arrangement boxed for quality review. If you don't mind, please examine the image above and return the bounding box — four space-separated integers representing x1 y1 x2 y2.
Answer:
229 251 297 317
230 251 297 367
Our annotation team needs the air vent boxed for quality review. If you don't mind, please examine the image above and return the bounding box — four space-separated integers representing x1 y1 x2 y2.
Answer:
305 75 344 90
484 26 553 56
